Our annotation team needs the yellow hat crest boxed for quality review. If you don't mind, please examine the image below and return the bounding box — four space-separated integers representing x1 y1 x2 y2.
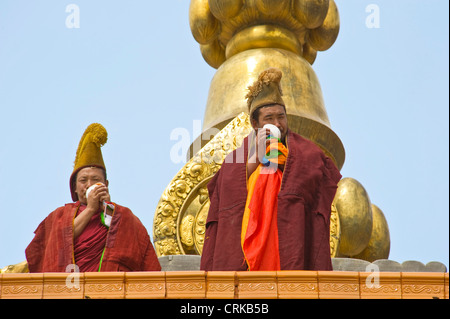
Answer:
245 68 286 117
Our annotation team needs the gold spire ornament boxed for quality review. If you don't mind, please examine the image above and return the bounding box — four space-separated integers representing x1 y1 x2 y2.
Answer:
70 123 108 201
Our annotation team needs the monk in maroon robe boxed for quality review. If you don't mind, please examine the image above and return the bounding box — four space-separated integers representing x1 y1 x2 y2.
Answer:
26 200 161 272
25 123 161 272
200 68 341 271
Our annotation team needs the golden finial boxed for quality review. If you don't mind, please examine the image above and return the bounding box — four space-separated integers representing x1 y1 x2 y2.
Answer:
189 0 340 68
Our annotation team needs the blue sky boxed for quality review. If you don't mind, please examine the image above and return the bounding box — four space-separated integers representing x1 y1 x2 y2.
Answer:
0 0 448 269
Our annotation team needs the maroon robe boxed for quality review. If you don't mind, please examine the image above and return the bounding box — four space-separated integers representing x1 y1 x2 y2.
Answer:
200 130 341 271
73 205 108 272
26 202 161 272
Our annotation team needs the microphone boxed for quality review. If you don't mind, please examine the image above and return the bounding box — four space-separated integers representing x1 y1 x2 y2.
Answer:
261 124 281 168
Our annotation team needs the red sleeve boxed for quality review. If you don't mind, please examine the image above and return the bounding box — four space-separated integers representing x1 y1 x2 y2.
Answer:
324 157 342 185
25 219 48 273
140 234 162 271
25 205 78 273
200 170 221 271
315 156 342 220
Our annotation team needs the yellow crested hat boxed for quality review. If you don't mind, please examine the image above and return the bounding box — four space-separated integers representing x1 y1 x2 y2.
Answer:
69 123 108 201
245 67 286 117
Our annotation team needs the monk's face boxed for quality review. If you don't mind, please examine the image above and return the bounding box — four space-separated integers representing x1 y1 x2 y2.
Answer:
251 104 288 141
74 167 108 204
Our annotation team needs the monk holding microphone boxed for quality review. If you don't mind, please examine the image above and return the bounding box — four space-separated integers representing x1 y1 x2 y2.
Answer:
201 68 342 271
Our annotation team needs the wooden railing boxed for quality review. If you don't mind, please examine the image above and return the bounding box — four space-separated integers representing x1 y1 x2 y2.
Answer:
0 271 448 299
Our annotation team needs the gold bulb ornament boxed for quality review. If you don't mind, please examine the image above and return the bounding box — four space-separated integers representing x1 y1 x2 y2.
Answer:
292 0 330 29
333 178 373 257
208 0 244 21
200 39 226 69
307 0 340 51
189 0 221 45
352 204 391 262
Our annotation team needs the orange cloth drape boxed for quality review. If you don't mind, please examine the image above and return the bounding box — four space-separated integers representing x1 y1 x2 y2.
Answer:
241 140 288 271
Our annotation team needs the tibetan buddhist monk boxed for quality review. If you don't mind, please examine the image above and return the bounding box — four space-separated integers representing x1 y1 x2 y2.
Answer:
25 123 161 272
200 68 342 271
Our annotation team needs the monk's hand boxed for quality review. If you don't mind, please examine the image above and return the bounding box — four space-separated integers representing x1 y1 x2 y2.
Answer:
98 184 111 203
86 184 110 212
256 128 271 163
